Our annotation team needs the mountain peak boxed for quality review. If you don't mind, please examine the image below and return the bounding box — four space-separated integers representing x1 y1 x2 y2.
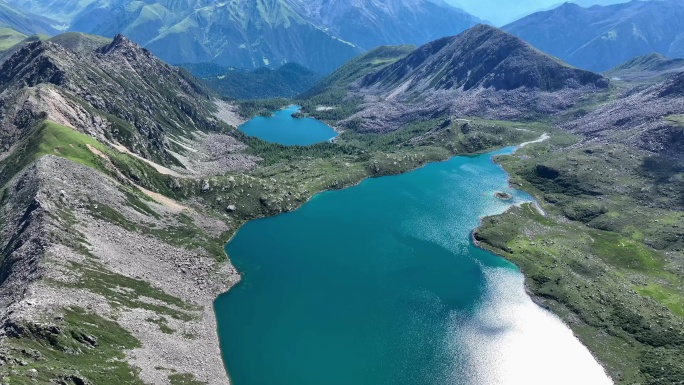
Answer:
469 23 502 33
0 32 217 165
558 2 582 10
359 25 607 95
111 33 130 45
97 33 150 59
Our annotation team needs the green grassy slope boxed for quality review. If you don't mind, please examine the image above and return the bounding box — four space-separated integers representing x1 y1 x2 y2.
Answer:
302 45 415 98
0 120 185 199
0 27 25 52
475 134 684 384
292 45 415 123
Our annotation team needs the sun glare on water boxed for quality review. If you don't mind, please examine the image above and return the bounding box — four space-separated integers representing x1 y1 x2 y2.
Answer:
450 268 613 385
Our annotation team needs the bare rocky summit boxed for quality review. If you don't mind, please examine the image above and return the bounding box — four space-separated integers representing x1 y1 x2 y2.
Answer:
0 32 253 170
360 25 607 94
332 25 609 133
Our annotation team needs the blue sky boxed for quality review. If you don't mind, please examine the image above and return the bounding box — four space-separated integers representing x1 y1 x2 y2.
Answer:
445 0 633 26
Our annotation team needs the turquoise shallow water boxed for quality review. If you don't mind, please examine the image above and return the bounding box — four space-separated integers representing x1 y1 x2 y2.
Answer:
238 105 338 145
215 147 551 385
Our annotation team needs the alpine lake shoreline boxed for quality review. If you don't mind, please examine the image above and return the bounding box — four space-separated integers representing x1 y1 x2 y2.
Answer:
0 20 681 385
218 102 683 384
473 133 684 384
212 105 616 384
4 100 678 384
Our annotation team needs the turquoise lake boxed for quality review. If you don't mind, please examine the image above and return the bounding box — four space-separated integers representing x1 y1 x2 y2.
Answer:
215 147 613 385
238 105 338 145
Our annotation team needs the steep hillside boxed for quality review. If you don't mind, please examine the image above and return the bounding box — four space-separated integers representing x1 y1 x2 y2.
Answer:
303 44 415 98
0 26 23 51
503 0 684 72
335 25 608 133
6 0 480 74
293 0 480 50
360 24 606 94
605 53 684 83
0 0 57 36
0 31 260 384
296 44 415 123
202 63 321 100
0 32 248 171
565 70 684 160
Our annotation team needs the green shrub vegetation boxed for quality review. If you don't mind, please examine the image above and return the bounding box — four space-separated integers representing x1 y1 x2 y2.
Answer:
2 307 145 385
475 134 684 384
169 373 207 385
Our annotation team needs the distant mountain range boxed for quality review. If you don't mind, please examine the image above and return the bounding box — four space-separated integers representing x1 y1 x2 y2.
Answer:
291 0 480 51
4 0 684 76
503 0 684 72
0 0 57 36
446 0 629 26
3 0 481 74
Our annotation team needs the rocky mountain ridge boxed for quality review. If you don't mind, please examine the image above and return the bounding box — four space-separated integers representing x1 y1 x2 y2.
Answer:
0 32 255 174
359 24 607 94
0 33 262 383
0 151 238 384
329 25 609 133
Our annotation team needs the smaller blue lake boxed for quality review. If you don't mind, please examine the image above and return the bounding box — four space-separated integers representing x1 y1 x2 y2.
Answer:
239 105 338 146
